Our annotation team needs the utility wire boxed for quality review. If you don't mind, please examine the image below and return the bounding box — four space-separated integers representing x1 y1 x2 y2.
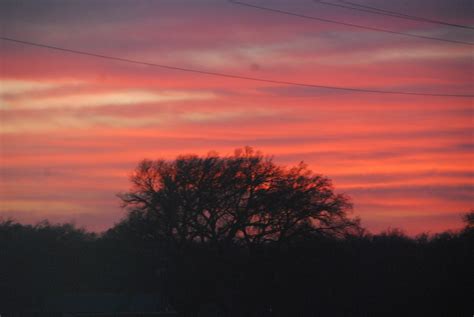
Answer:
1 37 472 98
228 0 474 46
316 0 446 25
339 0 474 30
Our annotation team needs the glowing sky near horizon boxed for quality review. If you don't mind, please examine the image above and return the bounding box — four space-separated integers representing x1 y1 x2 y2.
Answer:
0 0 472 235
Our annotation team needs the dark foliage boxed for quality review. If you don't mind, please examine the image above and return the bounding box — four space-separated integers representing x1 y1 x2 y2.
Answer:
0 218 471 316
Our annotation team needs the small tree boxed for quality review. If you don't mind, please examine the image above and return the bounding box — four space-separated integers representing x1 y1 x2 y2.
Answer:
461 210 474 236
118 147 359 249
462 210 474 229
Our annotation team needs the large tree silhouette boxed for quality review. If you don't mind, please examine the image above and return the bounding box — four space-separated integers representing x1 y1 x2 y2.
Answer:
117 147 360 249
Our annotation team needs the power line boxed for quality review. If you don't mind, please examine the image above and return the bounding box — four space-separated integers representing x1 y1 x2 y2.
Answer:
316 0 474 30
1 37 472 98
228 0 474 46
340 0 474 30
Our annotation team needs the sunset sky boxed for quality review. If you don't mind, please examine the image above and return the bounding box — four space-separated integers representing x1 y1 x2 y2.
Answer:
1 0 472 235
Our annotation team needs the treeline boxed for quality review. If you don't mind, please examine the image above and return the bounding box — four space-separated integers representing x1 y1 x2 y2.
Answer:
0 216 472 316
1 150 472 316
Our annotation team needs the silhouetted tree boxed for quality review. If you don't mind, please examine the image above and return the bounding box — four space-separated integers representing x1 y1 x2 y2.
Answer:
462 210 474 231
117 147 359 250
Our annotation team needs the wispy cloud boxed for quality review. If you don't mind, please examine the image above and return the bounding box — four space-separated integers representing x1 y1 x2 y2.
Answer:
2 89 215 109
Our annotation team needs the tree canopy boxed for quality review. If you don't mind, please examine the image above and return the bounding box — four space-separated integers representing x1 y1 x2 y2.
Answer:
117 147 360 249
